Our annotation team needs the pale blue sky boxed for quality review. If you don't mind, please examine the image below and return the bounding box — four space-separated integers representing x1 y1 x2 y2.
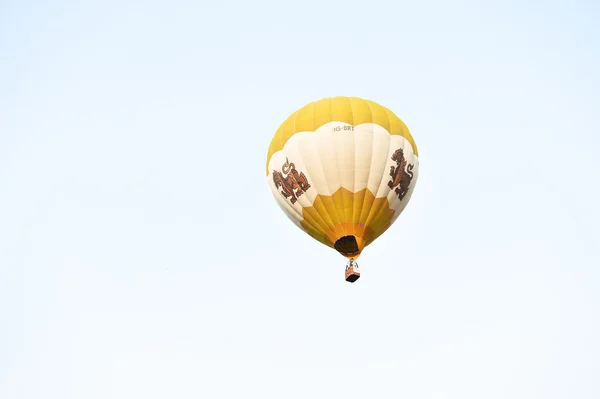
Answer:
1 0 599 398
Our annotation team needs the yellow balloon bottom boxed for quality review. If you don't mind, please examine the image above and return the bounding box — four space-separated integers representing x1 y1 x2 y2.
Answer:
299 188 396 259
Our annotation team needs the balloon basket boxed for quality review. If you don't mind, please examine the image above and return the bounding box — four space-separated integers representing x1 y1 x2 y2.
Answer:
345 260 360 283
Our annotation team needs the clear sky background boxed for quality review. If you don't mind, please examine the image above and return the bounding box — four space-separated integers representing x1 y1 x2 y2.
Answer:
1 0 599 398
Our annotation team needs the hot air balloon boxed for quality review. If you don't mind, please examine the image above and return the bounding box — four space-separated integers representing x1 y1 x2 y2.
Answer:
265 96 419 282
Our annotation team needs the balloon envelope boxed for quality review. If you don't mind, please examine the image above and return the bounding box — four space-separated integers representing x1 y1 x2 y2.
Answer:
266 96 419 259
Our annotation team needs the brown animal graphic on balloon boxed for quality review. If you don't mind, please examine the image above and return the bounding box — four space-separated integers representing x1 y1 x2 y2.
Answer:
272 158 311 204
388 148 414 201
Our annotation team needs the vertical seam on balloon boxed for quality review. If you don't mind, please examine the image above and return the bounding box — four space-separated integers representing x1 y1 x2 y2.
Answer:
307 101 337 231
292 103 336 234
271 113 322 238
358 99 376 242
375 109 406 229
314 100 343 231
288 106 333 238
329 97 348 241
347 96 357 240
384 128 411 235
377 127 410 239
391 124 417 222
363 108 395 233
290 140 332 238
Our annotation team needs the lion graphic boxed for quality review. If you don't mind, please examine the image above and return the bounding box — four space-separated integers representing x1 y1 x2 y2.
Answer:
387 148 414 201
272 158 311 204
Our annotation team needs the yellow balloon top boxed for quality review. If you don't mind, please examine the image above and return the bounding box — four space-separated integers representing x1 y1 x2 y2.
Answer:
266 96 418 175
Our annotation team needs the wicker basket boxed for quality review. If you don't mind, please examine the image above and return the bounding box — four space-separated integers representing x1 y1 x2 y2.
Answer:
345 261 360 283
